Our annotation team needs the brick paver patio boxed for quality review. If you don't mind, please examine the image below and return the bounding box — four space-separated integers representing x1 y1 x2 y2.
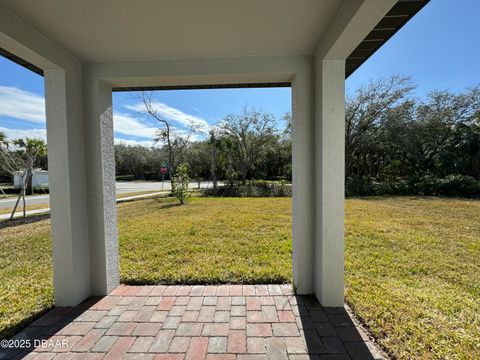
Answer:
1 285 384 359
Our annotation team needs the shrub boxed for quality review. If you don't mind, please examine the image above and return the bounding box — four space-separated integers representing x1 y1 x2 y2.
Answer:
345 176 374 196
116 174 135 181
371 179 409 196
346 175 480 198
205 180 292 197
172 164 191 204
436 175 480 197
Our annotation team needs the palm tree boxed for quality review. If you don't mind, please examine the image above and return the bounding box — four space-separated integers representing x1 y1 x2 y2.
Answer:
221 136 237 187
13 138 47 195
208 130 219 190
2 137 48 219
0 131 9 198
0 130 6 145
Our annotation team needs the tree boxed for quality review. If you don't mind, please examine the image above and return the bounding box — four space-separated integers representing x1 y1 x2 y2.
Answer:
220 136 237 187
344 78 480 196
412 87 480 176
208 130 220 189
15 138 47 195
182 141 210 181
172 164 191 205
345 75 415 178
0 135 47 219
140 92 204 177
0 131 12 196
218 108 277 183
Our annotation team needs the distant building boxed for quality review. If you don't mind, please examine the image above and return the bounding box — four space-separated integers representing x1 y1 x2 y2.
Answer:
13 169 49 189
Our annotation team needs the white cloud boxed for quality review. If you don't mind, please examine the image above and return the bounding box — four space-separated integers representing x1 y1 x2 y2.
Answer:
0 86 208 149
114 138 160 148
113 112 158 138
0 127 47 141
0 86 45 123
124 101 210 133
1 125 160 148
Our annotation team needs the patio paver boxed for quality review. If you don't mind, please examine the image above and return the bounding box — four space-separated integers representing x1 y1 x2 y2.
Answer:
1 285 384 359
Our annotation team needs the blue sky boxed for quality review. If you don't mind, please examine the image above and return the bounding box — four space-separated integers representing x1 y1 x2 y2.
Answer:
1 0 479 147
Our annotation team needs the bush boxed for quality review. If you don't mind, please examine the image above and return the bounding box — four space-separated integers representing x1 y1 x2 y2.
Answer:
346 175 480 198
415 174 480 197
172 164 191 204
371 179 409 196
345 177 374 197
205 180 292 197
116 174 135 181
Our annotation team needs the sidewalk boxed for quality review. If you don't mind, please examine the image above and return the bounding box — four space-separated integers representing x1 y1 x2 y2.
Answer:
0 191 169 220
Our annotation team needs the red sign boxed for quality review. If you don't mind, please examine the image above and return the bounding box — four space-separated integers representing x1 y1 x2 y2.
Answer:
160 167 168 174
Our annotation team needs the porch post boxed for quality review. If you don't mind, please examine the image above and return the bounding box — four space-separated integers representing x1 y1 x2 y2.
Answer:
291 61 315 294
83 76 120 295
83 76 119 295
44 68 90 306
314 58 345 307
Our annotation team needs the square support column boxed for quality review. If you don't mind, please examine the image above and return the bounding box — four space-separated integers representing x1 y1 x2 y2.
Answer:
44 68 90 306
83 77 119 296
314 59 345 307
45 69 119 304
291 63 315 294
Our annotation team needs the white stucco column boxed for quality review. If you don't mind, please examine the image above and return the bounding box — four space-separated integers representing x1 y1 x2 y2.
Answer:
314 58 345 307
291 62 315 294
44 68 90 306
83 76 119 295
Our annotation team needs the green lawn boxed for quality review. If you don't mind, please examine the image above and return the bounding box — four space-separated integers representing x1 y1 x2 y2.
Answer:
345 197 480 359
118 197 292 284
0 218 53 338
0 196 479 359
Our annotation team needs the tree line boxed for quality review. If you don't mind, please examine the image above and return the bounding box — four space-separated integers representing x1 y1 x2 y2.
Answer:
2 75 480 198
345 75 480 196
115 106 292 185
117 78 480 197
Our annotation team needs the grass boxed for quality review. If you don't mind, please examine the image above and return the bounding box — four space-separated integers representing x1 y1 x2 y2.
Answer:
116 190 169 199
0 196 292 338
118 197 292 284
345 197 480 359
0 204 50 215
0 196 479 359
0 219 54 338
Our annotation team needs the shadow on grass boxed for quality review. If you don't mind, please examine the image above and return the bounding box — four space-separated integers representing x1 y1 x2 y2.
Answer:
151 201 183 210
0 306 54 341
0 298 98 358
0 214 50 229
121 278 290 286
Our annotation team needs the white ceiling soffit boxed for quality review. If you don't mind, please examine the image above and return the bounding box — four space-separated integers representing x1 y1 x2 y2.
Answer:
0 0 343 62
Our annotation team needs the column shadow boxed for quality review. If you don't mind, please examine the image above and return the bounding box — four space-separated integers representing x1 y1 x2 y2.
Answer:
295 295 379 359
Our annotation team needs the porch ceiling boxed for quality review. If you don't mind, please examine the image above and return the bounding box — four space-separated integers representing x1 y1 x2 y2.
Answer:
0 0 343 62
0 0 429 82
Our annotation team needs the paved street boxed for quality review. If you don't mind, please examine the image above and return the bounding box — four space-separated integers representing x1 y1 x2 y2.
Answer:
0 181 217 209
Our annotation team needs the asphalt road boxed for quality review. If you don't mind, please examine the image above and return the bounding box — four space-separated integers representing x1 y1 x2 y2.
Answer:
0 181 217 209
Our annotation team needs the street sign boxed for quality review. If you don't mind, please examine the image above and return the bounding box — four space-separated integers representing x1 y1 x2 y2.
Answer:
160 166 168 190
